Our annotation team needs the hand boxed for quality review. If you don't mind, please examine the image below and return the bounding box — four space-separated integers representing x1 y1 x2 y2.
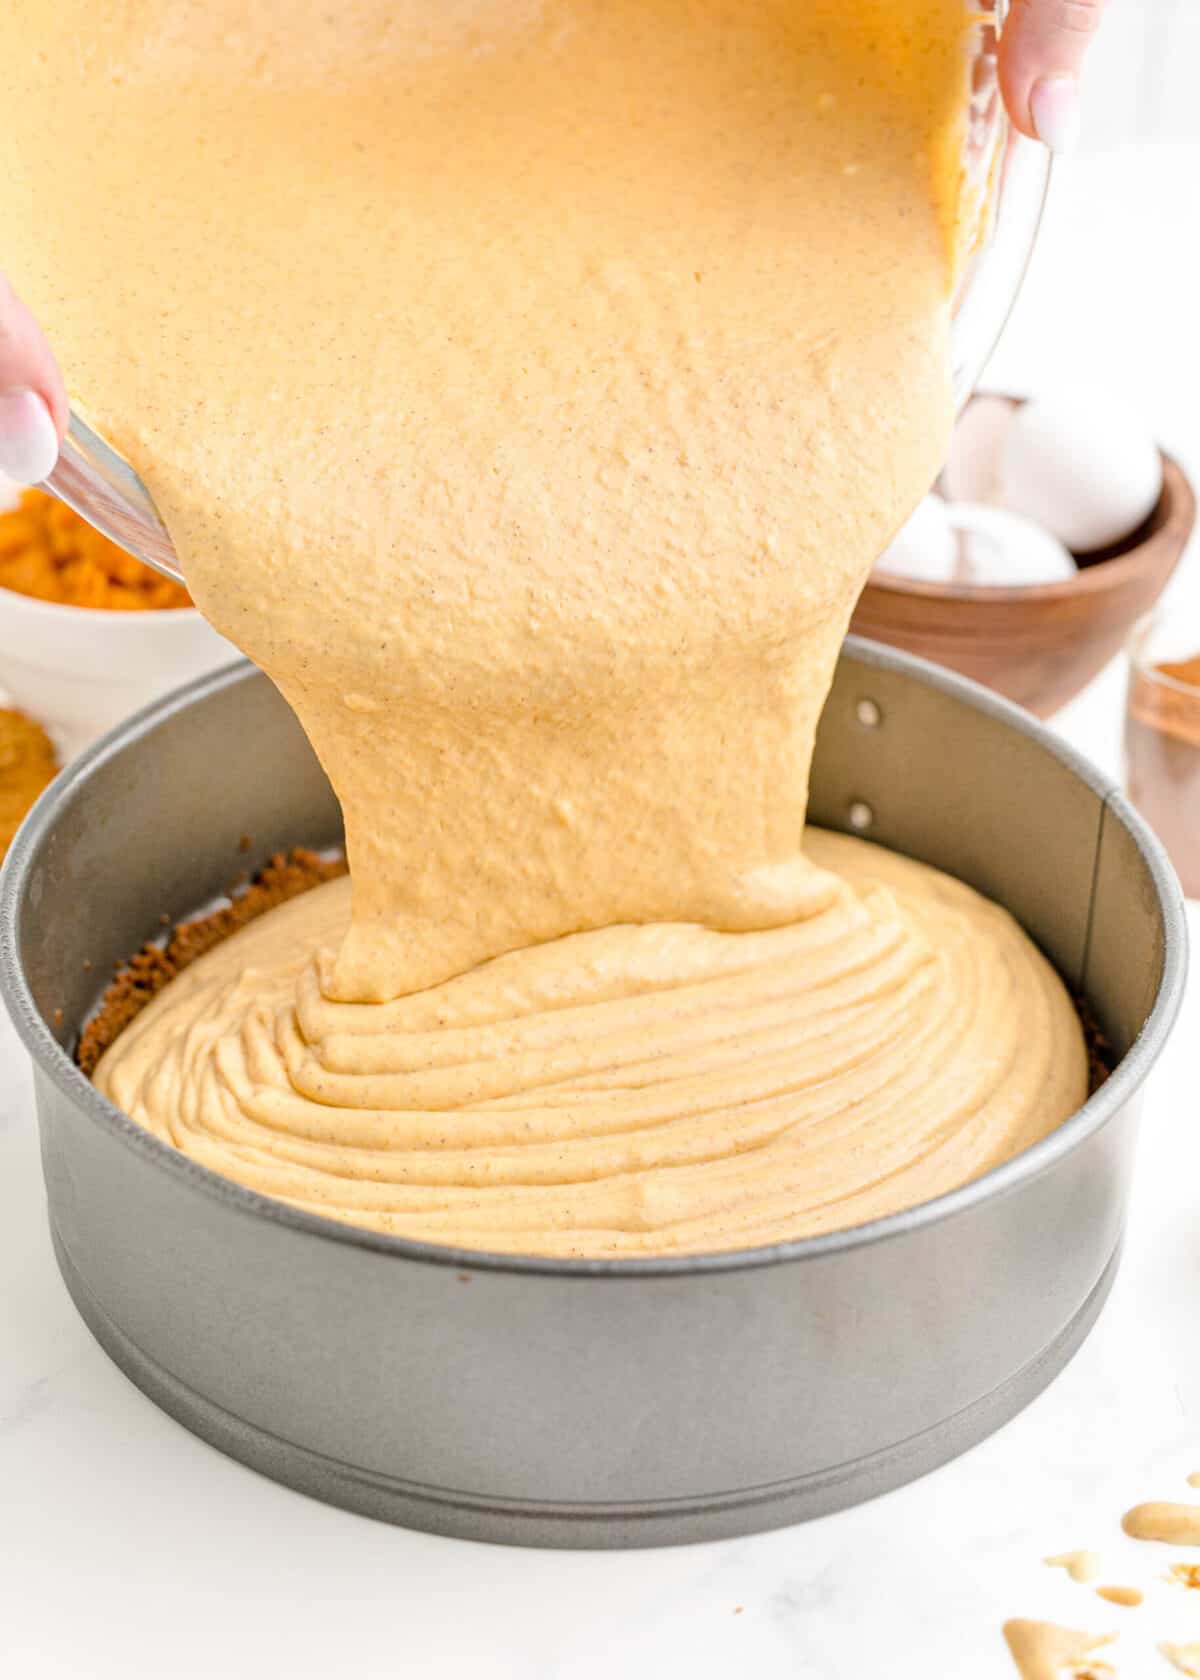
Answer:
0 273 67 488
1000 0 1108 152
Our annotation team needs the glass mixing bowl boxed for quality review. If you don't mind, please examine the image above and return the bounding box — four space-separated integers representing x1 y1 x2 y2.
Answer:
952 0 1052 406
43 0 1050 585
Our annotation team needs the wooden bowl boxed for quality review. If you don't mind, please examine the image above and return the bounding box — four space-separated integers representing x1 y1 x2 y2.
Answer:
850 439 1196 719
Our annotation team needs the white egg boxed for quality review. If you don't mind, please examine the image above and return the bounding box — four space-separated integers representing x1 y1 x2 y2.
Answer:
939 392 1016 505
0 470 21 513
998 392 1163 553
949 503 1078 587
874 494 958 583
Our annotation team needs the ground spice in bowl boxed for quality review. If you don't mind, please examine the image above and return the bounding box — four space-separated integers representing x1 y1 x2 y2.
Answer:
0 489 191 611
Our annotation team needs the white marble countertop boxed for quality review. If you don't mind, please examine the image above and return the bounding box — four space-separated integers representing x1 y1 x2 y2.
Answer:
4 144 1200 1679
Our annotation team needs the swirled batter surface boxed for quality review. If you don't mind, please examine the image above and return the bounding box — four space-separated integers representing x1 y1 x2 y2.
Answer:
2 0 1087 1255
96 832 1084 1255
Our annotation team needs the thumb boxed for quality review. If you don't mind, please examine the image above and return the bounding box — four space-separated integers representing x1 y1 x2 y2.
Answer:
999 0 1108 151
0 273 68 486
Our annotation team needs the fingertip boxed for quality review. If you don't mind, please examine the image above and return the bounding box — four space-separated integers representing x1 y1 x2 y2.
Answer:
998 0 1103 144
997 21 1041 141
0 388 61 485
0 277 70 441
1029 74 1081 153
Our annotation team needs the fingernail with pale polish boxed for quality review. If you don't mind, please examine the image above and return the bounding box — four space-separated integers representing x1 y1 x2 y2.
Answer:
0 388 59 485
1030 75 1081 154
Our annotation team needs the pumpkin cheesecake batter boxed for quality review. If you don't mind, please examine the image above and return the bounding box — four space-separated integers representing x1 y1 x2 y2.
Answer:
1 0 1087 1255
94 831 1084 1254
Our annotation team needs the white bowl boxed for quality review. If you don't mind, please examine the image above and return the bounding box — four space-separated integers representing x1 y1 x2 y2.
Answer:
0 585 241 759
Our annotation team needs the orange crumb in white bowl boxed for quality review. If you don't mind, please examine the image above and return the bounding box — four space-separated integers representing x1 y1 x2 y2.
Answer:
0 486 240 759
0 487 191 610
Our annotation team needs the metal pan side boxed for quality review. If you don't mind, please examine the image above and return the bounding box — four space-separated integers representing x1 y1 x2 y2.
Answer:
0 645 1185 1545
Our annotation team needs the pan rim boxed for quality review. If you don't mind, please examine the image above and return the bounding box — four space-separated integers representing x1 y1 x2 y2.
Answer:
0 639 1187 1280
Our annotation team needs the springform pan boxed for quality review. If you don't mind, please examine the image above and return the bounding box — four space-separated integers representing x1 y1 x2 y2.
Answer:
0 639 1186 1547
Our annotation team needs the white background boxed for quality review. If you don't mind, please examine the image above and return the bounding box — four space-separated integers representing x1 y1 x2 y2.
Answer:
1083 0 1200 152
4 13 1200 1680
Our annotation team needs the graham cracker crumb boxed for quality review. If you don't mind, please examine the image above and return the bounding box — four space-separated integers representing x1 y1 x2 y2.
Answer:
1073 990 1114 1096
0 706 58 855
76 847 347 1076
1095 1584 1142 1608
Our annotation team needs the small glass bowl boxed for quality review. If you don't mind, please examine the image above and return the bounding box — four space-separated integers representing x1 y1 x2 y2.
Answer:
1125 611 1200 898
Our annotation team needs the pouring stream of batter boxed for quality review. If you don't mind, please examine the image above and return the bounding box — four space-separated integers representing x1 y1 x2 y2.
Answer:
1 0 1087 1255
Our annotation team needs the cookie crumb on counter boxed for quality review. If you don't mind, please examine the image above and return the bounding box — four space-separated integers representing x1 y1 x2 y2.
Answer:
1095 1585 1142 1608
1045 1551 1102 1585
1162 1643 1200 1678
1002 1619 1116 1680
0 706 58 855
